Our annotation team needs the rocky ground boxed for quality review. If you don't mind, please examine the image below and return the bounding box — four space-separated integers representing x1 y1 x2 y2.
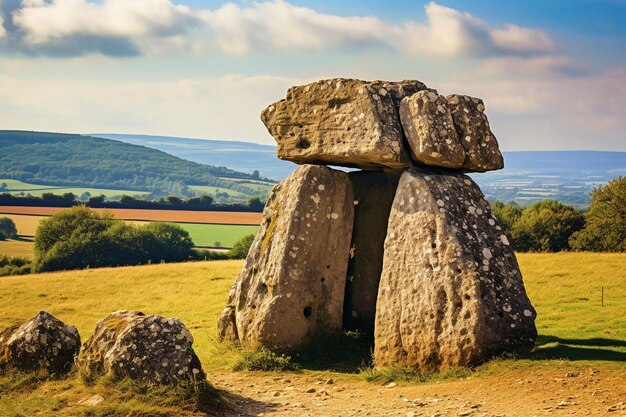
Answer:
209 367 626 417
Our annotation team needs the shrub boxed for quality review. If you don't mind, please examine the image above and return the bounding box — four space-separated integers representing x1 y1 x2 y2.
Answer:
233 348 300 372
491 201 522 238
33 206 194 272
228 234 255 259
0 255 32 276
0 217 18 240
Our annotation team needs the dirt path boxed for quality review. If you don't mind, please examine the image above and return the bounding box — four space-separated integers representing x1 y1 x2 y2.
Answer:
208 367 626 417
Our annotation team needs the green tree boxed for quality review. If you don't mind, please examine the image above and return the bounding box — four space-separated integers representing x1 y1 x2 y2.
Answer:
229 234 255 259
491 201 523 237
570 177 626 252
33 206 195 272
510 200 584 252
0 217 18 240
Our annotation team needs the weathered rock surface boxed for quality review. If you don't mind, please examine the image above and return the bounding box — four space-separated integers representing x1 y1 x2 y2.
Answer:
0 311 80 376
217 165 354 350
400 91 465 168
447 95 504 172
374 168 536 371
344 171 400 334
77 310 205 384
261 78 431 170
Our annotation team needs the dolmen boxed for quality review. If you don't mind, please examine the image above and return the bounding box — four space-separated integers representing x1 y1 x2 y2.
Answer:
218 78 537 371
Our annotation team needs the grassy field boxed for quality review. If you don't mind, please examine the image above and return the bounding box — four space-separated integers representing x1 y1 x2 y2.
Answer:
0 253 624 415
0 213 259 248
188 185 249 198
1 179 149 198
0 239 34 259
181 223 258 247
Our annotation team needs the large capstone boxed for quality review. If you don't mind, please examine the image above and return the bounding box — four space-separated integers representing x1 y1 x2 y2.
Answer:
446 94 504 172
399 91 465 169
217 165 354 351
374 168 536 371
77 311 205 384
0 311 80 376
344 170 400 335
261 78 431 170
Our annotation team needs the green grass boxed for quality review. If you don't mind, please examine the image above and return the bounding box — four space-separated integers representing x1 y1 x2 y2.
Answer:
178 223 258 248
188 185 249 198
0 253 624 414
1 178 150 198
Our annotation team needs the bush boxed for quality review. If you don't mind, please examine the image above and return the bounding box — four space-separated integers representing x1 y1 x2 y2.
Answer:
509 200 584 252
229 234 255 259
233 348 300 372
491 201 522 238
0 255 32 276
33 206 195 272
570 177 626 252
0 217 18 240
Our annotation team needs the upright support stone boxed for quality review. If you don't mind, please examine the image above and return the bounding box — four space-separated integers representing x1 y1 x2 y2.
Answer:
217 165 354 351
261 78 432 170
375 168 536 371
344 170 400 335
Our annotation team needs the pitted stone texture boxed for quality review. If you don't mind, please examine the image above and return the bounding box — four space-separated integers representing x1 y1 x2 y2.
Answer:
0 311 80 376
375 168 536 371
78 311 205 385
344 171 400 334
447 95 504 172
261 78 432 170
400 91 465 168
217 165 354 351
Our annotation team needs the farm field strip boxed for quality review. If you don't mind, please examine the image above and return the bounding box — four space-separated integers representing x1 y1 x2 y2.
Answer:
0 213 259 248
0 240 34 259
0 206 263 225
1 179 149 198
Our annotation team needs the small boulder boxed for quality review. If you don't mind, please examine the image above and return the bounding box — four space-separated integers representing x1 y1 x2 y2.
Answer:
446 95 504 172
261 78 431 170
77 310 205 384
375 168 536 371
399 91 465 168
217 165 354 351
0 311 80 376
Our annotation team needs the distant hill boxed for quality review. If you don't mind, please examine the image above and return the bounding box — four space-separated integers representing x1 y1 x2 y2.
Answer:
95 133 626 207
0 131 273 199
92 133 297 180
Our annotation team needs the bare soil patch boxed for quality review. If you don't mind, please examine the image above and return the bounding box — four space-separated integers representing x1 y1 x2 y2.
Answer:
209 367 626 417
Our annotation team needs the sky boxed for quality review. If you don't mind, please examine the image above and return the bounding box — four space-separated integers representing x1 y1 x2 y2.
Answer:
1 0 625 151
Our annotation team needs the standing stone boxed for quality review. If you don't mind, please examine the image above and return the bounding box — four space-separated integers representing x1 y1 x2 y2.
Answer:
375 168 536 371
261 79 431 170
447 95 504 172
399 91 465 168
344 171 400 335
77 311 205 385
0 311 80 376
217 165 354 351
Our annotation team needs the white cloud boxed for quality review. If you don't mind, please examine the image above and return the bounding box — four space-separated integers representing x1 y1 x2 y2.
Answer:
0 73 300 144
479 55 576 77
6 0 555 58
13 0 196 44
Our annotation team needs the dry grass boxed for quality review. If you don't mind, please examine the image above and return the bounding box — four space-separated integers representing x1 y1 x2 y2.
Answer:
0 239 34 259
0 253 624 416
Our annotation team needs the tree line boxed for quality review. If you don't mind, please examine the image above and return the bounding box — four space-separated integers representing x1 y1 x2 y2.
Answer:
492 177 625 252
0 193 265 212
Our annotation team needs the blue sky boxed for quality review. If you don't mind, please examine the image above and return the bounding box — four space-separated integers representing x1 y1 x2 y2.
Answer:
1 0 625 151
